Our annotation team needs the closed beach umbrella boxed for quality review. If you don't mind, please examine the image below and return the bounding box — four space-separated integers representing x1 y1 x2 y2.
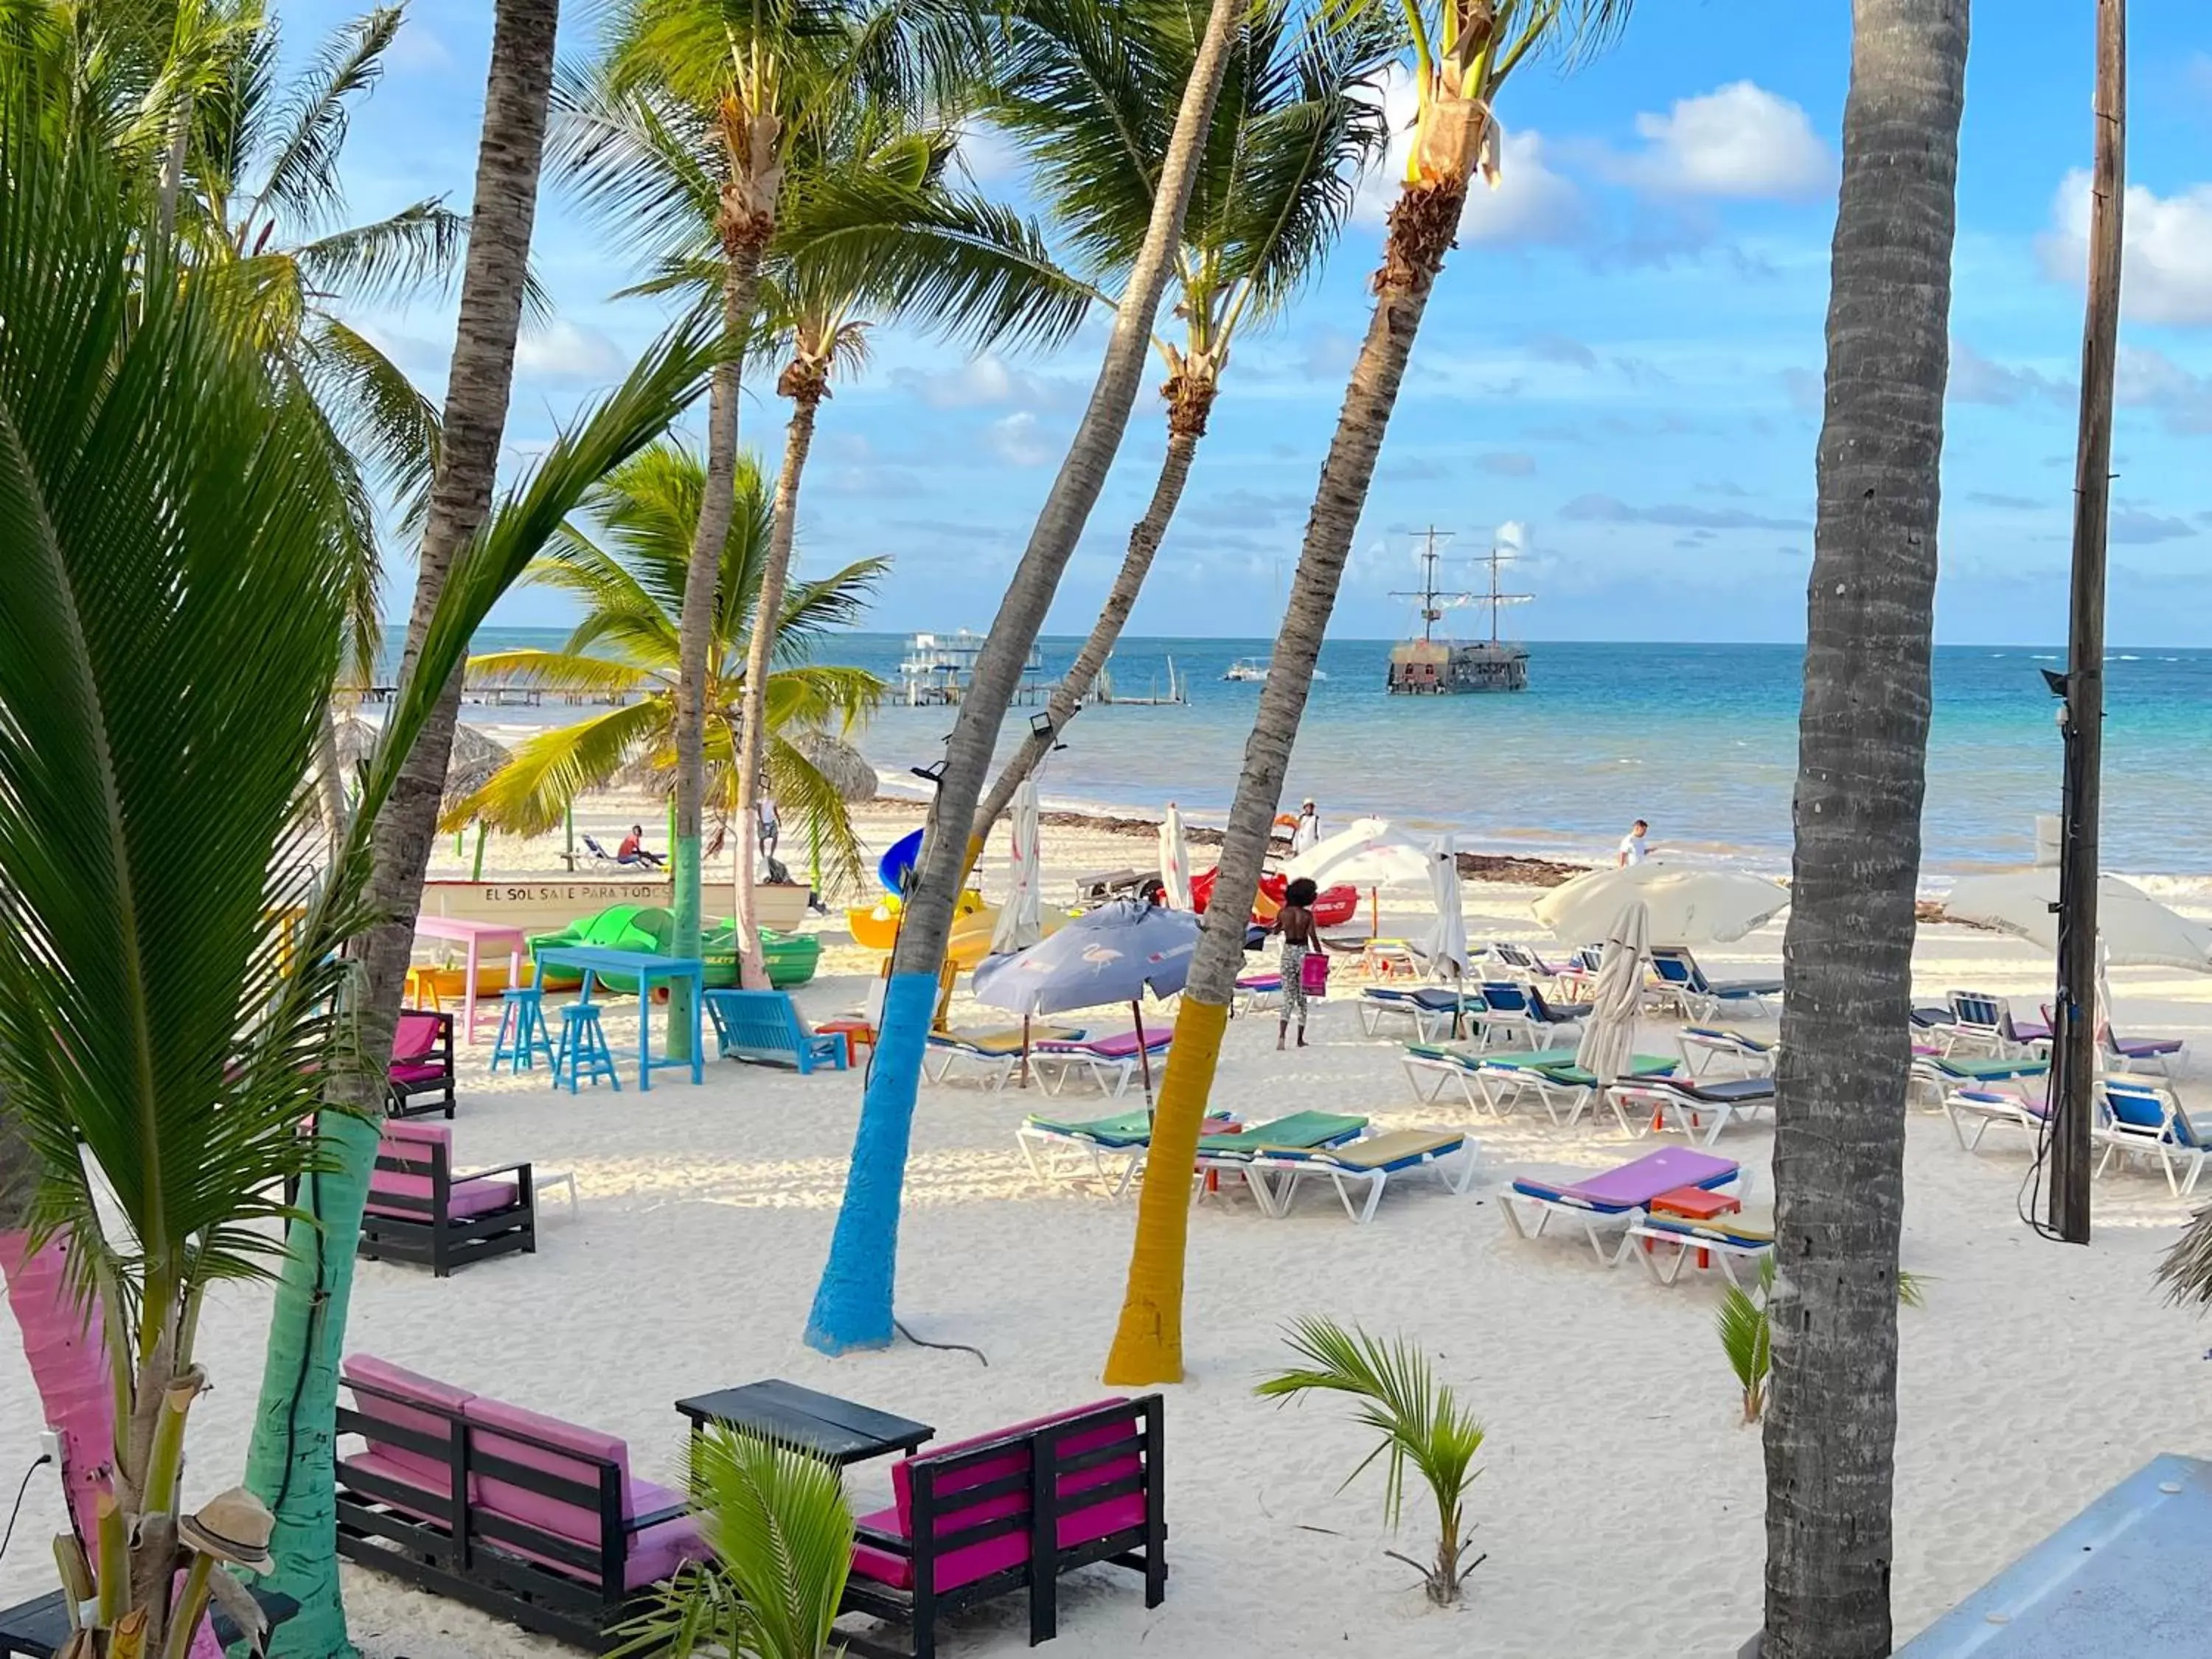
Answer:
990 776 1045 956
1423 835 1471 981
1535 862 1787 948
1574 900 1649 1085
1944 869 2212 973
1159 801 1194 910
973 899 1199 1099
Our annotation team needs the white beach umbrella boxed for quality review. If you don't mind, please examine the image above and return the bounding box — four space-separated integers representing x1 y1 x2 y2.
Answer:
990 776 1045 956
1159 801 1194 910
1944 869 2212 973
1423 836 1471 981
1281 816 1435 890
1534 861 1787 949
1575 901 1649 1085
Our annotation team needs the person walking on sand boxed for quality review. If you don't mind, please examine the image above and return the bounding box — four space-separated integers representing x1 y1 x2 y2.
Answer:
1292 799 1321 855
1276 877 1319 1050
1618 818 1649 867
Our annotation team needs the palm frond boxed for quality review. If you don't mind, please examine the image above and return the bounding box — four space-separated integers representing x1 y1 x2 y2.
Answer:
2159 1206 2212 1311
1716 1275 1771 1422
766 729 869 893
448 700 666 835
293 197 468 307
248 4 403 237
306 316 442 530
464 647 661 698
549 55 721 276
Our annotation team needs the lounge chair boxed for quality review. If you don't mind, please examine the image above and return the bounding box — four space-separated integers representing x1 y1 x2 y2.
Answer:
1032 1027 1173 1098
334 1356 708 1649
1015 1108 1239 1197
1194 1111 1368 1210
579 832 619 866
1355 984 1470 1040
1242 1127 1481 1224
1942 1087 2051 1154
1500 1147 1741 1264
703 987 849 1073
1605 1074 1776 1144
1399 1042 1490 1109
1485 939 1586 992
1233 970 1281 1015
1475 1049 1679 1126
1678 1027 1777 1079
2095 1079 2211 1196
1944 990 2048 1058
1646 947 1782 1021
841 1397 1166 1659
1470 981 1587 1049
2094 1013 2186 1076
355 1121 535 1278
1910 1052 2048 1106
1626 1203 1775 1287
387 1009 456 1120
922 1026 1082 1091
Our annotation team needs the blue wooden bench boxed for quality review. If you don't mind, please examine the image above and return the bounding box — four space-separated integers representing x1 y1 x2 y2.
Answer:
703 988 849 1074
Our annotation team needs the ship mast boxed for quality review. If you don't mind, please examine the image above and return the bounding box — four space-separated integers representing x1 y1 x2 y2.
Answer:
1480 534 1533 644
1390 527 1470 644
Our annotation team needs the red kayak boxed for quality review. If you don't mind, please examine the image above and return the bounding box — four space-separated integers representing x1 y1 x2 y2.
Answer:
1191 868 1360 928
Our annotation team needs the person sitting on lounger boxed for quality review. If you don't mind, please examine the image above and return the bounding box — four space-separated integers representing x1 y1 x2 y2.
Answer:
616 824 665 869
1276 877 1319 1052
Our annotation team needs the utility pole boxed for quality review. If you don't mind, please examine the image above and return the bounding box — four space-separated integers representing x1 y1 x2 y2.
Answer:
2049 0 2126 1244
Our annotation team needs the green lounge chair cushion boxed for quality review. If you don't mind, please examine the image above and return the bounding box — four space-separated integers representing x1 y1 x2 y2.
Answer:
1932 1056 2050 1079
1198 1110 1368 1154
1025 1110 1154 1144
1477 1047 1585 1071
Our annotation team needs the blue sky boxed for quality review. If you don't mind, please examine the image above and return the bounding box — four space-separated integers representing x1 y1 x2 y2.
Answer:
305 0 2212 644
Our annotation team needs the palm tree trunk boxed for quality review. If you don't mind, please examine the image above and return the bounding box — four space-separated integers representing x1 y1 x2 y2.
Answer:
731 358 827 986
316 703 349 856
242 1 563 1649
1761 3 1967 1654
969 378 1216 846
1105 164 1474 1386
805 0 1242 1356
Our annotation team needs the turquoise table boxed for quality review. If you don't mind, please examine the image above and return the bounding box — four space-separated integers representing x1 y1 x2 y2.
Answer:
532 946 706 1089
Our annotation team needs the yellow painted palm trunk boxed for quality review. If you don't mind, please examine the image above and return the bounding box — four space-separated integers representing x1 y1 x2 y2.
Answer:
1102 997 1228 1383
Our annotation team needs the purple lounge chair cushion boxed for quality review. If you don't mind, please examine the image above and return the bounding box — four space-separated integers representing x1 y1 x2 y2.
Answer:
1512 1148 1738 1213
2114 1035 2185 1057
341 1354 473 1492
855 1400 1144 1594
1040 1029 1171 1060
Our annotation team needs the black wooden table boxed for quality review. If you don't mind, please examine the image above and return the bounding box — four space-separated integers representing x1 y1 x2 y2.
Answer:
674 1379 933 1467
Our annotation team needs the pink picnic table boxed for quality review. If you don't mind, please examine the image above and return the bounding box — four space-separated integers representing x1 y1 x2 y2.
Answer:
412 916 529 1044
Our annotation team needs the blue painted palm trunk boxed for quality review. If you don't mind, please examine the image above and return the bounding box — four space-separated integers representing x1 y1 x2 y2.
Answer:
805 972 937 1352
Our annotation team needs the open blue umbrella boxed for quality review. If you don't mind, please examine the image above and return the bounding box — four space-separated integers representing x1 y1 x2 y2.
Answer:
972 898 1197 1097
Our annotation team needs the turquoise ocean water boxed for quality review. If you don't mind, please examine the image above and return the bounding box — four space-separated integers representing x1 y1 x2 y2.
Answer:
442 629 2212 877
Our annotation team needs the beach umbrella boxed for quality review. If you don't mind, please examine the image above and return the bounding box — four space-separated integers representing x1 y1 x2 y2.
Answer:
1534 861 1787 949
990 776 1045 956
1159 801 1194 910
1422 835 1471 981
790 729 878 804
1573 900 1649 1088
972 898 1198 1099
1282 815 1435 939
1944 869 2212 973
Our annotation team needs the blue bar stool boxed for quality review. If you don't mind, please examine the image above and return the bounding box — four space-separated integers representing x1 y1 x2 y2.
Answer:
552 1003 621 1093
491 986 554 1074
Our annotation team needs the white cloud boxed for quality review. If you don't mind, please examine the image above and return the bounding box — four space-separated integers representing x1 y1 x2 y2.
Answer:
987 411 1055 467
1617 82 1833 201
1354 66 1585 245
953 121 1023 186
2039 171 2212 326
513 318 628 383
890 352 1076 411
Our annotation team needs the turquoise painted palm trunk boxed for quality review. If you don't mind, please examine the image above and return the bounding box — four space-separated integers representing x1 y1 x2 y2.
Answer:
804 972 936 1352
668 830 701 1059
238 1108 382 1659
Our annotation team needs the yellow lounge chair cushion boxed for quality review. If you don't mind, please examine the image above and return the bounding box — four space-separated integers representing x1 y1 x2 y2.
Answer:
1265 1130 1465 1169
1649 1203 1774 1246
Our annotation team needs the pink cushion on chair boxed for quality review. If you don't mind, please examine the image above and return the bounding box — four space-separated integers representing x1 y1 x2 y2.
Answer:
859 1400 1144 1594
340 1354 473 1493
393 1012 442 1062
388 1062 447 1085
381 1119 451 1150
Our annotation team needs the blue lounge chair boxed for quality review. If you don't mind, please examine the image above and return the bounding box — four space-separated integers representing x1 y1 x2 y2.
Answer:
1944 990 2048 1058
1647 947 1782 1021
2095 1079 2210 1196
1679 1027 1777 1077
703 988 848 1074
1356 984 1469 1040
1473 981 1588 1049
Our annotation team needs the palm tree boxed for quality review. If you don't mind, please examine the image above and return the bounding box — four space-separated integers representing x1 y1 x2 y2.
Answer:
0 96 717 1657
805 0 1247 1357
1761 4 1968 1655
452 441 888 893
963 0 1395 842
1103 0 1634 1388
576 0 983 1039
238 0 574 1646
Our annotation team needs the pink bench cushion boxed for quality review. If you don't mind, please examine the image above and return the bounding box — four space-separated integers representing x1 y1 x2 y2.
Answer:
850 1400 1145 1594
389 1061 447 1085
364 1121 519 1220
340 1354 474 1498
393 1012 442 1062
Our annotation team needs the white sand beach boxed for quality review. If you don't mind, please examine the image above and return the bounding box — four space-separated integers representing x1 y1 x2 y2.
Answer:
6 799 2211 1659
